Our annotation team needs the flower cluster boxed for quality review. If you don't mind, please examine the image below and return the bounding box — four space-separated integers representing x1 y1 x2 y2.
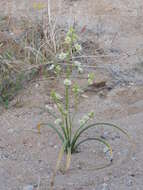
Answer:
88 73 95 85
79 111 94 125
65 27 82 53
64 79 72 86
48 64 55 70
66 27 78 44
51 91 63 101
45 104 53 110
55 65 61 75
65 36 72 44
72 83 83 96
55 118 62 125
58 52 67 61
74 61 83 73
74 43 82 52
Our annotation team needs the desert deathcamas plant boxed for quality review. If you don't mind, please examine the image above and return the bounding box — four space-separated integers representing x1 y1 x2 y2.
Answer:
37 27 130 177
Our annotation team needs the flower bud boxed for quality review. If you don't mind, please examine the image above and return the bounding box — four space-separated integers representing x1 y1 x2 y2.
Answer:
74 43 82 52
64 79 72 86
55 118 62 125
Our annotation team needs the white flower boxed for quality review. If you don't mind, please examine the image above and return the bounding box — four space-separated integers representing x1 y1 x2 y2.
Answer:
79 119 85 126
55 118 62 125
79 115 89 125
88 111 94 118
65 36 72 44
35 83 39 88
51 91 63 101
74 43 82 52
83 115 89 121
45 104 53 110
74 61 81 67
88 73 95 85
48 64 55 70
88 79 93 85
55 92 63 100
78 67 83 73
58 52 67 60
72 84 83 95
64 79 72 86
55 65 61 74
74 61 83 73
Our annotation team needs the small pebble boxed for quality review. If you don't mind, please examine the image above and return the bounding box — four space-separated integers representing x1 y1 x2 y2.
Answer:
7 129 15 134
130 174 135 177
45 104 52 110
35 83 39 88
126 179 133 186
131 156 137 161
0 152 9 160
104 176 110 182
129 82 134 86
54 145 58 149
23 185 34 190
10 32 14 36
92 149 96 153
102 131 109 139
96 183 110 190
102 183 110 190
103 146 109 153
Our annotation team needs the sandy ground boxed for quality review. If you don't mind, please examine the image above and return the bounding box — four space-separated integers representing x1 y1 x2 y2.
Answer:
0 0 143 190
0 79 143 190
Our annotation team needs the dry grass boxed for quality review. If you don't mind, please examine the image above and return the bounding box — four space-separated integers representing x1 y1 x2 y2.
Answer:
0 5 66 106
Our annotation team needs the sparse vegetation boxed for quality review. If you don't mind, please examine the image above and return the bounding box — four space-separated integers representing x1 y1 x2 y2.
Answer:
0 13 65 107
1 2 140 190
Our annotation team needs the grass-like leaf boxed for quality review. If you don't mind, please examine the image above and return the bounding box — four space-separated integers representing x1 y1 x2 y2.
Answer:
37 123 64 142
74 137 113 160
71 122 130 151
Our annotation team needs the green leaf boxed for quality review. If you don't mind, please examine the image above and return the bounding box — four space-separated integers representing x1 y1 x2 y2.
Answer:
71 122 130 150
74 137 113 159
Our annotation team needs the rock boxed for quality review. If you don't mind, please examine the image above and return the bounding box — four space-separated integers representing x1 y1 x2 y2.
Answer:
54 145 58 149
35 83 39 88
86 81 107 93
130 173 135 177
131 154 137 161
131 156 136 161
100 131 109 139
0 152 9 160
126 179 133 186
103 176 110 182
90 81 107 89
103 146 109 153
96 183 110 190
7 129 15 134
23 185 34 190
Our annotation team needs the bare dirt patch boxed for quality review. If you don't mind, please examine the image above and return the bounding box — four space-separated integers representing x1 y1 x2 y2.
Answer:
0 1 143 190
